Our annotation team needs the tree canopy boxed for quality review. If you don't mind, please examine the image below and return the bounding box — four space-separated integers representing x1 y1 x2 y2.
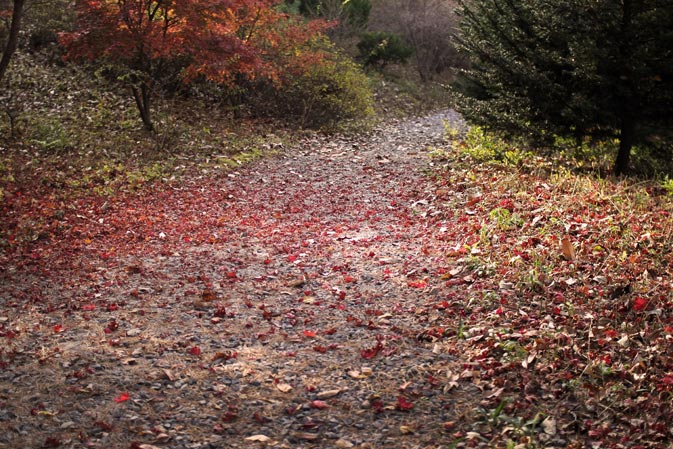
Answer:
453 0 673 175
60 0 330 131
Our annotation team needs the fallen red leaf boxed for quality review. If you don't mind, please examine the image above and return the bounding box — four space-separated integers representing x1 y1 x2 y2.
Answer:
310 400 329 409
189 346 202 356
114 392 130 403
212 351 237 361
252 411 271 423
633 297 648 312
659 375 673 386
407 279 428 288
43 437 61 448
360 346 380 359
396 395 414 411
371 398 384 414
221 405 239 422
104 320 118 334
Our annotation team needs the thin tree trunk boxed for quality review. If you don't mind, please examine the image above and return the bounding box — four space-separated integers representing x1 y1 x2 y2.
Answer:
0 0 26 85
614 116 634 176
132 83 154 132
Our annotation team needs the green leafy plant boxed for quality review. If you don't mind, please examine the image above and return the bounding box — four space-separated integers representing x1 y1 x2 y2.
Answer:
28 117 72 152
255 43 375 131
357 31 414 69
661 176 673 195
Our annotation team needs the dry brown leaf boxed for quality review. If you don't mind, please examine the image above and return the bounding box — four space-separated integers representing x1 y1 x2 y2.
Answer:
561 236 576 260
201 288 218 302
287 276 307 288
276 383 293 393
292 432 319 440
542 416 557 435
316 389 341 399
245 435 272 442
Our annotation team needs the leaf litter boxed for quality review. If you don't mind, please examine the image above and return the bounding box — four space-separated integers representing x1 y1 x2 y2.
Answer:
1 110 673 448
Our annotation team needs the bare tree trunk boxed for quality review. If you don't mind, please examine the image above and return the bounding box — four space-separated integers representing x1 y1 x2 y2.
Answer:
132 83 154 132
614 116 634 176
0 0 26 84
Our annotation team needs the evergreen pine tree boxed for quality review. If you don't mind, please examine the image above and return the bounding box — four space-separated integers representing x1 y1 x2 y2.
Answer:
453 0 673 175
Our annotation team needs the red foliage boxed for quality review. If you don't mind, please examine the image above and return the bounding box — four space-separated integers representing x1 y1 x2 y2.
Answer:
61 0 329 81
59 0 330 128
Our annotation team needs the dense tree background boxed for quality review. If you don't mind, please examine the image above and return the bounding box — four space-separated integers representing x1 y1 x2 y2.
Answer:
453 0 673 175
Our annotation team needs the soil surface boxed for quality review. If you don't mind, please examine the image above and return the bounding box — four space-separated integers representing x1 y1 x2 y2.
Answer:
1 110 580 449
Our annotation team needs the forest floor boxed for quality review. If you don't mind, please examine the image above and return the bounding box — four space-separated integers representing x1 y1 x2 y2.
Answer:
2 110 673 449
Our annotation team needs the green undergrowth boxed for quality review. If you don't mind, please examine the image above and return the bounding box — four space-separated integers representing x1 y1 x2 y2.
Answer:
443 122 673 182
0 51 297 199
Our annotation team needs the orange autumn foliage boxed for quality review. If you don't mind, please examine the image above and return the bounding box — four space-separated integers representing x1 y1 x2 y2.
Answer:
59 0 331 129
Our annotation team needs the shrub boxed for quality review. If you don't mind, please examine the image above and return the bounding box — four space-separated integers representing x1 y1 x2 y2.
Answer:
357 31 413 68
249 44 375 131
453 126 534 166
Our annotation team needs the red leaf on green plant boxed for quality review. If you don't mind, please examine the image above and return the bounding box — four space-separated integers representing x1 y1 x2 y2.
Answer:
114 392 130 403
633 297 648 312
189 346 202 356
396 396 414 411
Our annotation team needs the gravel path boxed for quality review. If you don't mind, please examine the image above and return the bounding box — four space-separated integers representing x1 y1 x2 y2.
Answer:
0 110 488 449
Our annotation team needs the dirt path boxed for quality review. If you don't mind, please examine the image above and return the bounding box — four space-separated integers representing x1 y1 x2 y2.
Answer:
1 111 526 449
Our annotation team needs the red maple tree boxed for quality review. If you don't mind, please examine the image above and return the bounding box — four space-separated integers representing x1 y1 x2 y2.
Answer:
59 0 329 131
